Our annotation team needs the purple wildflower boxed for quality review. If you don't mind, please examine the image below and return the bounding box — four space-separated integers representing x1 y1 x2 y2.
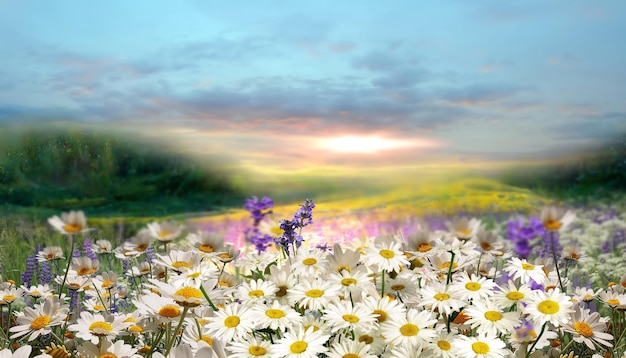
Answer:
22 254 36 287
40 261 52 285
82 238 97 260
506 216 545 259
146 244 155 263
244 196 274 222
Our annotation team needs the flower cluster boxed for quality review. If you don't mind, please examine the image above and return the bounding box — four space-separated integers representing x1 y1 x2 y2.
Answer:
275 199 316 257
244 196 276 253
0 203 625 358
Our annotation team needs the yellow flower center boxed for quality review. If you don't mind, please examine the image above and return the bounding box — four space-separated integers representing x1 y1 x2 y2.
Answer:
438 340 451 350
102 280 114 288
249 290 264 298
343 355 359 358
158 231 172 238
218 280 232 287
171 261 191 269
89 321 113 334
249 346 267 356
537 300 560 314
174 287 203 299
472 342 490 354
198 244 214 253
290 341 308 354
305 289 324 298
99 354 117 358
302 258 317 266
484 311 503 321
137 244 148 252
507 291 525 300
199 335 213 346
465 282 481 291
373 309 387 323
30 315 51 330
358 334 374 344
46 253 55 260
434 293 450 301
158 305 181 318
439 262 458 270
481 242 493 251
218 253 233 260
336 264 352 273
379 249 395 258
607 299 620 306
187 272 201 279
400 323 419 336
391 284 405 291
276 286 287 297
64 223 83 233
457 228 472 237
224 316 240 328
342 314 360 323
573 321 594 338
129 325 143 333
417 243 432 252
543 220 561 231
93 305 105 311
304 324 319 332
521 263 534 270
2 295 16 301
266 309 286 319
341 278 357 286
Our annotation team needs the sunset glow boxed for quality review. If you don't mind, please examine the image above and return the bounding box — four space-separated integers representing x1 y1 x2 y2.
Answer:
317 135 430 154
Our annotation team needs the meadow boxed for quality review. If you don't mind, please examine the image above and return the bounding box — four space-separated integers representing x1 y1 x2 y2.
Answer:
1 129 625 358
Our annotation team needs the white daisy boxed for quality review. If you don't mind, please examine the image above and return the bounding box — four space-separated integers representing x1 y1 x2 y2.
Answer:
133 292 183 323
380 308 437 349
252 300 302 331
91 239 113 254
9 298 68 341
492 280 532 309
562 304 613 349
326 339 376 358
327 266 377 299
288 278 341 311
0 346 31 358
540 206 576 232
322 300 377 333
274 326 330 358
327 243 361 273
47 210 90 235
464 300 520 337
448 217 481 241
424 331 458 358
454 334 509 358
67 311 132 344
362 240 409 273
292 249 329 276
77 339 139 358
525 287 573 326
236 279 277 306
36 246 64 262
205 303 256 342
503 257 546 285
147 220 184 243
361 294 407 326
419 282 465 316
187 230 229 257
227 336 274 358
450 272 497 302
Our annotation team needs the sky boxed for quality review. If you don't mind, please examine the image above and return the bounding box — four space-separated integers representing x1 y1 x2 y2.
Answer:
1 1 625 175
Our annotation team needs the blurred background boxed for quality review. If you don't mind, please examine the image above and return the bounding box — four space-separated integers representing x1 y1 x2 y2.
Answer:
1 1 625 221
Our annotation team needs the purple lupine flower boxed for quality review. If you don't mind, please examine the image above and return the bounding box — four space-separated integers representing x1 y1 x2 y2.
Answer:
146 244 156 263
506 216 545 259
69 289 79 314
293 199 315 227
247 227 274 253
72 249 82 258
22 254 36 287
82 238 98 260
244 196 274 221
40 261 52 285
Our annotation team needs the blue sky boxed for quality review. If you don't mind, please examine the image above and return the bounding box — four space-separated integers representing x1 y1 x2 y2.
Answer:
1 1 625 172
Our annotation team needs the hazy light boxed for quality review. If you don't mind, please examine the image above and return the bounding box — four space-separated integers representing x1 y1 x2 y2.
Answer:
318 135 430 153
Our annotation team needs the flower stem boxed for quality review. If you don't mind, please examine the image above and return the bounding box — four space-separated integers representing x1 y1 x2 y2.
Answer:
550 231 565 292
446 251 456 285
525 322 547 358
165 306 189 356
58 234 76 297
381 270 386 298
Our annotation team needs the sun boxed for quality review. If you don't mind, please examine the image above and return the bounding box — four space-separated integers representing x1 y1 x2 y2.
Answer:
317 135 431 154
